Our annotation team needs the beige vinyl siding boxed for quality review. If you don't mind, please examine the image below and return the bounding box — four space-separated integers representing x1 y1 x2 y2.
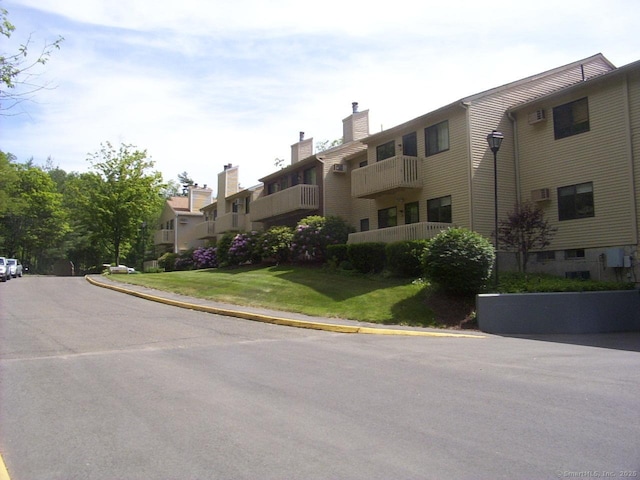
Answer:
464 56 615 240
628 69 640 254
516 81 635 250
421 110 471 228
468 99 516 240
320 142 367 220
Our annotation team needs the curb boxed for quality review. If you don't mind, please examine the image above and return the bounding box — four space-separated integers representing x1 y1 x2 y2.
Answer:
85 276 485 339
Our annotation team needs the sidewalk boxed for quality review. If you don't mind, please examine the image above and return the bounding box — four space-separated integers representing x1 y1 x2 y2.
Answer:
85 275 486 339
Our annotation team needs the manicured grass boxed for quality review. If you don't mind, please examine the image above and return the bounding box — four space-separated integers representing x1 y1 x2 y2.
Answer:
109 264 440 327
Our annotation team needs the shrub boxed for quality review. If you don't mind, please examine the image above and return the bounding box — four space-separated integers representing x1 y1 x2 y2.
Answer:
158 252 178 272
193 246 218 269
291 215 353 262
228 231 261 266
259 226 294 264
216 232 235 267
174 249 195 271
385 240 429 277
326 244 349 266
348 242 386 274
422 228 495 295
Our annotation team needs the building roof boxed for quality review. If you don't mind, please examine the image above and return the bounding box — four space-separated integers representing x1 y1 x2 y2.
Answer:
509 57 640 113
167 196 189 212
363 53 615 143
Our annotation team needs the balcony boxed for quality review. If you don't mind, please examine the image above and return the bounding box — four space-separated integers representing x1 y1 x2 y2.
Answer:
351 155 422 199
251 184 319 222
154 229 174 245
216 213 247 234
195 221 216 239
347 222 454 244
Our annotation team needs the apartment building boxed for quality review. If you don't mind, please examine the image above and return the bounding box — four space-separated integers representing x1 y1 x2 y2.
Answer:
508 58 640 282
197 164 263 242
250 102 370 228
154 53 639 283
154 184 212 254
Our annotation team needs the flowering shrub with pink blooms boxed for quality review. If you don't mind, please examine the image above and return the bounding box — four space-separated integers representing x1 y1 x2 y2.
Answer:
291 215 353 262
193 246 218 269
228 231 262 265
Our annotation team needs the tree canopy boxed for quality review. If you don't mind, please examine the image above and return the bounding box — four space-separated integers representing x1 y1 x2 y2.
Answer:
69 142 164 266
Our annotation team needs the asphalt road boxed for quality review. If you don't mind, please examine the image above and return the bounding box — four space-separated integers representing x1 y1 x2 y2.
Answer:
1 276 639 479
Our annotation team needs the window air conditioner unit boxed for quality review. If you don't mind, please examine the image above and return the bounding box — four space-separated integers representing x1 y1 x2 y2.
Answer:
527 109 546 124
333 164 347 173
531 188 551 202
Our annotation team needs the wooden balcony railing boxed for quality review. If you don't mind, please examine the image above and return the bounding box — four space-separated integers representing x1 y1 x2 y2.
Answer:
251 184 319 221
347 222 454 244
195 221 216 239
216 213 246 233
351 155 422 199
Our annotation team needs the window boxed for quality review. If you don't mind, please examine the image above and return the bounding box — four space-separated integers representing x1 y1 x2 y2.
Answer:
427 195 452 223
402 132 417 157
359 160 368 168
378 207 397 228
376 140 395 162
553 97 589 140
536 251 556 262
564 249 585 260
245 197 250 214
360 218 370 232
268 182 279 194
303 167 317 185
405 201 419 224
558 182 594 221
425 120 449 156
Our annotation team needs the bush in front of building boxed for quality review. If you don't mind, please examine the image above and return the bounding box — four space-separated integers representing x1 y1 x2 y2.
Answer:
259 226 294 264
422 228 495 295
347 242 386 274
291 215 353 262
228 231 262 266
158 252 178 272
193 246 218 269
384 240 430 278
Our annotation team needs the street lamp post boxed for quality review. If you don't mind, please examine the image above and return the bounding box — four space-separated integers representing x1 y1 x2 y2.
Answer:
487 130 504 289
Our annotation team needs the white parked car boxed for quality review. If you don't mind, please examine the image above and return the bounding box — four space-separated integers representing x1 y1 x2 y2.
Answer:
7 258 23 278
0 257 10 282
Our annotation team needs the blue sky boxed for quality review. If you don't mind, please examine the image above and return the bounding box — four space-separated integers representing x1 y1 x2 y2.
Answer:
2 0 639 191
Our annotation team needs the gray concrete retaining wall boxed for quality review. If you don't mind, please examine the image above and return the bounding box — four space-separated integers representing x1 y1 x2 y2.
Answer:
477 290 640 334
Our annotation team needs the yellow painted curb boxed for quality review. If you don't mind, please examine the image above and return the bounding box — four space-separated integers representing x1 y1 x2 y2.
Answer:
0 453 11 480
85 276 485 338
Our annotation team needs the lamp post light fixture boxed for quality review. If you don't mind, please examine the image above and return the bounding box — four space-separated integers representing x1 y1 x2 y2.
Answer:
487 130 504 289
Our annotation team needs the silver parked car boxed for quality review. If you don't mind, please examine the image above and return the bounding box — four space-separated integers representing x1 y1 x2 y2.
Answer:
7 258 23 278
0 257 10 282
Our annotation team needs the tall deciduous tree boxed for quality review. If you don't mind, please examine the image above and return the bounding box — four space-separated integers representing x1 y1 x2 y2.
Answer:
71 142 164 266
497 201 557 273
0 160 69 266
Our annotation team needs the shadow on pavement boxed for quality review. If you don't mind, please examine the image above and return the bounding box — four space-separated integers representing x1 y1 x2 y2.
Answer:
502 332 640 352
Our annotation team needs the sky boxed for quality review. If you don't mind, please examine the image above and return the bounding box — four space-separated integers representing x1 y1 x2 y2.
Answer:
2 0 639 192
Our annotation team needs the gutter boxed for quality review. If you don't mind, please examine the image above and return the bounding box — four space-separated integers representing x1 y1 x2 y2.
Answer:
460 101 474 231
506 110 522 203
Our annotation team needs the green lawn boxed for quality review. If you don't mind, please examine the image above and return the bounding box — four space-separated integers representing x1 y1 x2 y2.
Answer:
109 264 441 327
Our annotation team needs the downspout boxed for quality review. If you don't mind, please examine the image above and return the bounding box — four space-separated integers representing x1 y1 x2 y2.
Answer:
460 101 474 231
506 110 522 203
174 214 179 254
